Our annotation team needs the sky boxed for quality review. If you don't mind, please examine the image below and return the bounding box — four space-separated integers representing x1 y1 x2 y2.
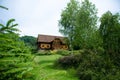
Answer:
0 0 120 37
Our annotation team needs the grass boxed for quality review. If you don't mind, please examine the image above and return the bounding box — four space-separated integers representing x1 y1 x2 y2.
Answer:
32 54 78 80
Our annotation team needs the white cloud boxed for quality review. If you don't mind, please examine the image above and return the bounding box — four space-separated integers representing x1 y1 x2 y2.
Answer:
0 0 119 37
17 0 70 37
89 0 120 17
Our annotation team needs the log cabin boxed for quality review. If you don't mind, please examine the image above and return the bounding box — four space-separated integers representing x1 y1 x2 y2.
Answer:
37 34 68 50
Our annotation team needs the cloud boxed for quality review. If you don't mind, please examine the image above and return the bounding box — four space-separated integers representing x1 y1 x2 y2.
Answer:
17 0 70 36
0 0 119 37
89 0 120 17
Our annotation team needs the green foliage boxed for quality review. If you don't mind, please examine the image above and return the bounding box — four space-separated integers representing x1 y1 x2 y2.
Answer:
0 5 8 10
74 0 99 50
54 54 80 69
57 0 120 80
20 36 37 53
33 55 78 80
0 33 29 53
56 50 70 56
59 0 79 50
99 11 120 66
36 50 71 55
54 50 86 69
55 49 120 80
0 19 19 33
0 19 34 80
59 0 101 50
36 50 51 55
76 50 120 80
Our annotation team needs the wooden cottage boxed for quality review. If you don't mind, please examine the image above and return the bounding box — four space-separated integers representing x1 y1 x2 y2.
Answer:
37 34 68 50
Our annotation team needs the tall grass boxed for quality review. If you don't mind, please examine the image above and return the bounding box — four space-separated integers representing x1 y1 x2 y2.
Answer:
31 54 78 80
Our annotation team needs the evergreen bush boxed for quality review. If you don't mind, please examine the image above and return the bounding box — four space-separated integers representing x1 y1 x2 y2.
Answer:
0 33 34 80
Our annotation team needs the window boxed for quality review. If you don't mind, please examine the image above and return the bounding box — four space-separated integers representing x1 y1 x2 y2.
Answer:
47 44 50 48
40 44 45 48
40 44 50 49
62 45 68 49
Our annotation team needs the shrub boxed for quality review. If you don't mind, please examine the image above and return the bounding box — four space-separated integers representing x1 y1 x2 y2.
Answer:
77 70 98 80
54 53 82 69
76 50 120 80
56 50 70 56
50 50 57 54
55 49 120 80
54 50 90 69
36 50 51 55
0 33 35 80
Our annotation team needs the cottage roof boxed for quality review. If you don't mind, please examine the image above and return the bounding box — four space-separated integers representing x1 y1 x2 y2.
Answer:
37 34 65 43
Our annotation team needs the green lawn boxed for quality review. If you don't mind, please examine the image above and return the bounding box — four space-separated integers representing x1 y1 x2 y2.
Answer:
32 54 78 80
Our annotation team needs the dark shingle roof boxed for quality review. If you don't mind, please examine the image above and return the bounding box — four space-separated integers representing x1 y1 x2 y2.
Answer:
37 34 64 43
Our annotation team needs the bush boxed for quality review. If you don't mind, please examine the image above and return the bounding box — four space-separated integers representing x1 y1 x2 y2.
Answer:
55 50 98 68
77 70 97 80
54 53 82 69
36 50 51 55
0 33 35 80
37 50 71 55
50 50 57 54
56 50 70 56
55 49 120 80
76 50 120 80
